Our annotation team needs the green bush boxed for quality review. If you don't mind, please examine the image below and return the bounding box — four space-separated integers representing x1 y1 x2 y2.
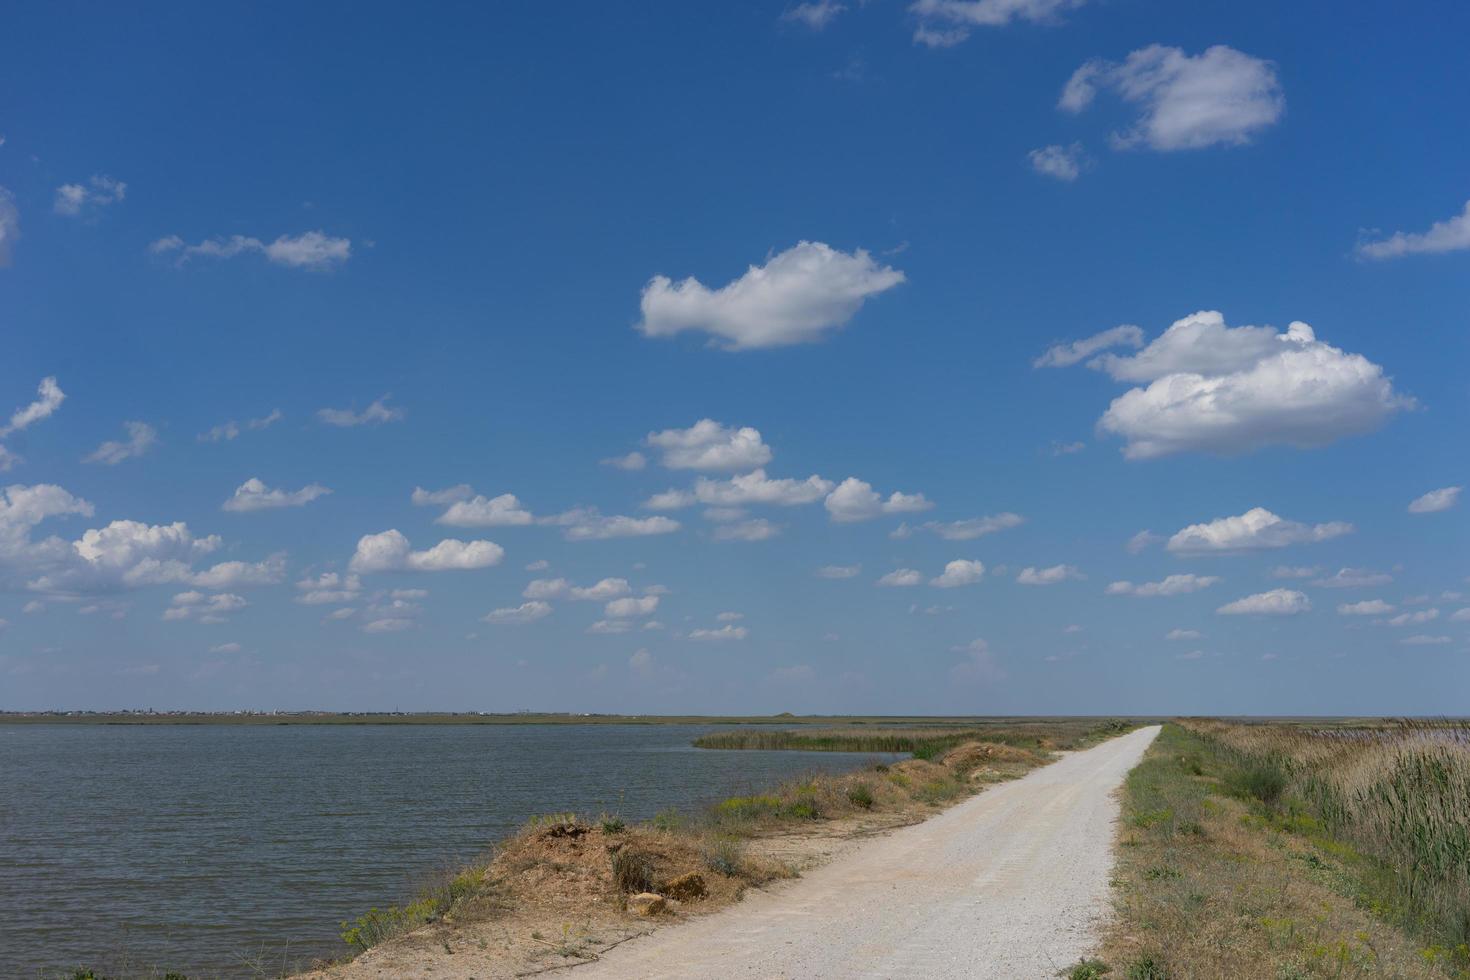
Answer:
1061 959 1112 979
847 782 875 809
1125 955 1170 980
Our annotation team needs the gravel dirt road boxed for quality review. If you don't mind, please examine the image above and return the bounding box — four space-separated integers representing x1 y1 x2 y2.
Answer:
559 724 1160 980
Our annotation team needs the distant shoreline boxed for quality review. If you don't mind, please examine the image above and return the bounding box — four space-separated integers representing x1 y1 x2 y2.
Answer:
0 711 1145 726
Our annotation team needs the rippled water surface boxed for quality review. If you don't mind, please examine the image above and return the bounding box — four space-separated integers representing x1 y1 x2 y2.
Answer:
1 724 888 978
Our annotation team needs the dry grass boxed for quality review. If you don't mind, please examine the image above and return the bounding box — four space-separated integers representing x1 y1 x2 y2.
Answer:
692 717 1135 757
1098 723 1467 980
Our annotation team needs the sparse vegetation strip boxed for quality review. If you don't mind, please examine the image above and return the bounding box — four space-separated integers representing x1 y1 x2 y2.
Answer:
1092 721 1470 980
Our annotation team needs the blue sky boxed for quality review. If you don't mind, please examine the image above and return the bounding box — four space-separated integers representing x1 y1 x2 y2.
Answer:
1 0 1466 714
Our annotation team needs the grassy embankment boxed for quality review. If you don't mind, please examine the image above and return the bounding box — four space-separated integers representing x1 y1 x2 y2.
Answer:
1079 720 1470 980
318 719 1134 973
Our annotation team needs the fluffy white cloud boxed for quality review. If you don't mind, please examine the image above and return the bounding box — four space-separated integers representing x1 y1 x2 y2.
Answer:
1017 564 1083 585
190 555 286 589
689 624 748 641
1 377 65 439
1408 486 1461 514
198 409 282 443
824 478 933 523
783 0 845 29
523 577 631 601
412 485 473 506
1035 325 1144 369
54 175 126 216
645 420 773 471
1107 574 1221 597
1028 142 1090 181
0 186 18 267
817 563 862 579
1060 45 1283 151
712 518 782 542
695 469 834 507
222 478 331 512
1338 599 1393 615
317 396 403 427
296 572 362 605
911 0 1085 47
932 559 986 588
163 591 247 623
637 242 904 350
150 230 351 269
349 529 503 573
83 422 157 465
1217 588 1310 615
1167 507 1353 554
1358 201 1470 260
436 493 535 527
482 601 553 624
1311 567 1392 589
877 568 923 587
1085 312 1409 459
605 595 659 618
548 509 681 541
1452 608 1470 623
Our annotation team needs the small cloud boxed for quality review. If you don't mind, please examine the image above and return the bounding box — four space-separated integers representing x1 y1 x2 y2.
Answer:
1165 628 1201 640
601 451 647 471
782 1 845 30
689 624 748 642
1028 143 1089 181
817 563 861 579
83 421 158 465
1216 589 1310 616
1408 486 1461 514
482 601 553 625
1016 564 1083 586
54 175 126 217
150 229 351 269
222 478 331 512
317 396 403 427
877 568 923 587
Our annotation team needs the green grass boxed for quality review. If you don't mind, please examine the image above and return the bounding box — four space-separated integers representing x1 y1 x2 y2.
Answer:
692 718 1137 755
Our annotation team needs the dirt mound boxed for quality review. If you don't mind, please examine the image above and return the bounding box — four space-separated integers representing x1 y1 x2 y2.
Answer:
942 741 1044 775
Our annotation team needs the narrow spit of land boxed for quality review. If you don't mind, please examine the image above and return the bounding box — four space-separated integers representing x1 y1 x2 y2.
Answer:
314 725 1159 980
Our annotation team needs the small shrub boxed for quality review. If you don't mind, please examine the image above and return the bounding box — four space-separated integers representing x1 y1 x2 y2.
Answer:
1226 760 1288 805
600 814 626 834
651 808 684 831
784 790 822 820
704 836 743 876
1062 958 1112 979
610 848 655 894
847 782 875 809
1126 954 1170 980
1142 865 1182 881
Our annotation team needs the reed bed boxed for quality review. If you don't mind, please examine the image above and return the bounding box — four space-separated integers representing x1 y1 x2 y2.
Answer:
1183 719 1470 952
693 718 1133 757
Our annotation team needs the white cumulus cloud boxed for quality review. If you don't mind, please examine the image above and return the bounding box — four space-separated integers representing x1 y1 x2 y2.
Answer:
1338 599 1393 615
54 175 126 216
349 529 503 573
317 396 403 427
689 624 748 641
1167 507 1353 554
824 478 933 523
1216 588 1310 615
637 242 904 350
1027 142 1090 181
911 0 1086 48
1107 574 1221 597
1060 45 1283 151
1358 201 1470 260
2 377 66 439
436 493 535 527
877 568 923 587
1082 312 1411 459
931 559 986 588
645 420 773 471
222 478 331 512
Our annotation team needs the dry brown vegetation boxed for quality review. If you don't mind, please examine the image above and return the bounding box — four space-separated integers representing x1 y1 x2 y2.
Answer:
302 734 1061 978
1095 722 1470 980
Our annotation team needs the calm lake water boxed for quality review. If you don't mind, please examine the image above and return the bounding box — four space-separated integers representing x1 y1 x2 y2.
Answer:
0 724 892 978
